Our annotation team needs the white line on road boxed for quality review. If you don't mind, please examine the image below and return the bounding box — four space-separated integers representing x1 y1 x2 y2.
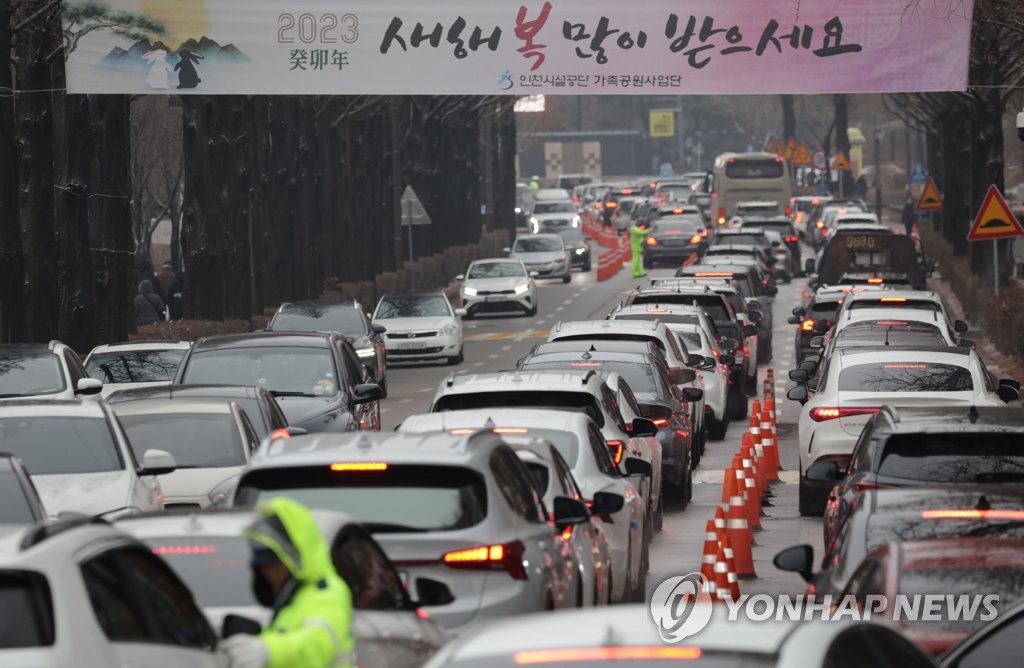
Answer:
472 361 485 367
554 306 565 312
571 292 581 298
418 388 435 393
399 398 413 404
563 299 573 304
487 354 500 359
502 345 512 351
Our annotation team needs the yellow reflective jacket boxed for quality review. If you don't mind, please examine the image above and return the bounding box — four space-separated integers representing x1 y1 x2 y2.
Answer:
245 497 355 668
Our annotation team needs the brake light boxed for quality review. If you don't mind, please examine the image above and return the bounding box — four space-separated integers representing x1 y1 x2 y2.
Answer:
515 647 702 664
876 321 908 326
867 278 885 284
880 297 906 302
450 428 476 435
645 237 658 246
672 208 685 214
569 362 603 367
699 228 709 237
809 407 879 422
785 206 793 216
269 428 290 440
415 608 431 619
883 364 926 369
572 196 579 204
595 202 604 209
561 526 573 540
442 541 527 580
690 234 702 244
493 427 529 434
717 208 726 225
606 201 618 209
695 272 733 277
646 307 668 313
622 188 634 194
801 319 815 332
774 157 783 163
784 235 798 243
921 510 1024 520
152 545 218 556
330 462 388 471
811 199 821 205
607 440 625 465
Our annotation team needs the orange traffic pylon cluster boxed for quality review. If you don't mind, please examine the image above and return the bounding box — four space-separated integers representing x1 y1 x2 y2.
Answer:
704 369 785 582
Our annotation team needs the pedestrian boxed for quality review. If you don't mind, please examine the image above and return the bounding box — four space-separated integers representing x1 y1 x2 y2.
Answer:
528 175 540 190
156 261 184 320
855 175 869 199
134 280 165 327
900 193 916 236
629 220 649 278
218 497 355 668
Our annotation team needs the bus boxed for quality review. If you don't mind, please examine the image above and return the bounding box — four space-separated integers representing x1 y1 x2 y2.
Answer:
710 152 792 226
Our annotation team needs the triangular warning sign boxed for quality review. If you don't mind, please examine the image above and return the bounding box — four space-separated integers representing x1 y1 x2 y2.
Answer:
916 176 942 212
769 137 783 156
793 142 813 167
833 151 851 172
967 185 1024 241
783 138 797 161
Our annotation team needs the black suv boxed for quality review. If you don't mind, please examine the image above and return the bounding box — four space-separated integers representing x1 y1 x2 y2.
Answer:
267 300 388 396
174 332 383 433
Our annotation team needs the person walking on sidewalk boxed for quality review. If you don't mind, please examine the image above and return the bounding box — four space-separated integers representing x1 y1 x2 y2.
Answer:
629 221 649 278
134 280 165 326
900 193 916 235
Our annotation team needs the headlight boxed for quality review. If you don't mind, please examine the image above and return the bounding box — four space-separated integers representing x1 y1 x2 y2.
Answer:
208 475 240 508
572 215 581 228
463 286 478 296
356 347 376 359
439 323 458 336
575 247 585 255
515 206 522 214
515 284 530 295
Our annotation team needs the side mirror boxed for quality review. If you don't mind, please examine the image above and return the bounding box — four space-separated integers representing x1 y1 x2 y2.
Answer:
631 417 658 437
553 496 590 530
799 359 819 373
787 385 809 404
787 315 801 325
222 613 262 639
683 387 704 402
139 449 177 476
687 354 707 369
792 307 806 317
771 240 781 247
747 310 764 324
742 324 758 337
455 274 465 281
718 353 736 366
789 369 810 383
806 379 819 392
352 383 384 404
805 460 846 482
804 259 816 275
75 378 103 396
720 338 738 351
624 457 652 478
285 426 308 436
773 545 816 583
454 308 468 317
670 368 697 385
997 385 1021 403
954 320 969 333
999 378 1022 391
590 491 625 515
958 338 976 349
812 319 829 334
414 577 455 607
372 324 387 335
809 336 824 350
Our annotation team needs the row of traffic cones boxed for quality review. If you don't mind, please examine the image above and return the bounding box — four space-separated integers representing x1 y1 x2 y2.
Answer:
700 369 784 600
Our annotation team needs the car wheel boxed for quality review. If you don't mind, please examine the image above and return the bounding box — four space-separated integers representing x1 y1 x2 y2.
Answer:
447 350 462 366
708 413 730 441
526 303 538 316
798 476 824 517
654 493 664 532
583 261 592 272
726 385 748 420
561 274 571 284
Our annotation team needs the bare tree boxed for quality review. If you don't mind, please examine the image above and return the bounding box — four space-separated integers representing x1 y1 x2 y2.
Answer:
130 96 183 273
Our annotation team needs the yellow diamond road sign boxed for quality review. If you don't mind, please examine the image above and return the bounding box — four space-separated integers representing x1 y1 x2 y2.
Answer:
649 110 675 138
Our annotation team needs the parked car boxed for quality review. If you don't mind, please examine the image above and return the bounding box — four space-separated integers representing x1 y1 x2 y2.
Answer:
84 340 191 398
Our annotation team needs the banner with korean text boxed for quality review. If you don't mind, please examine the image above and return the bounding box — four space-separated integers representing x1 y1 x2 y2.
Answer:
63 0 974 95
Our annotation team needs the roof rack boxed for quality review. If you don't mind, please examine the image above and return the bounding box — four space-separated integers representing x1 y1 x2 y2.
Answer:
21 514 108 551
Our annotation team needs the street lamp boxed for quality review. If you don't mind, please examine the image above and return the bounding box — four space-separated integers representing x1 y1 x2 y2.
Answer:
873 127 883 216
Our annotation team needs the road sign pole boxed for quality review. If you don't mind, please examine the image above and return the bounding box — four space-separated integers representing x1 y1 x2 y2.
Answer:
994 239 1000 297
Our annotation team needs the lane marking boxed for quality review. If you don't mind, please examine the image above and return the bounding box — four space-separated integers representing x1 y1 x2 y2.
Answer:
502 345 512 351
554 306 565 312
563 299 573 305
472 361 485 367
487 353 500 359
418 387 435 393
399 398 413 404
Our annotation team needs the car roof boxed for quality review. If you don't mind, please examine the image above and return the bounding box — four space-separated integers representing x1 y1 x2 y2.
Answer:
524 350 651 365
400 409 592 434
0 399 107 417
192 331 334 350
877 405 1024 432
531 340 662 355
516 233 561 240
106 384 265 403
470 257 523 265
110 398 235 415
614 302 705 314
87 341 192 353
440 370 603 393
0 343 58 358
248 430 506 469
837 346 971 361
552 319 662 333
843 289 940 302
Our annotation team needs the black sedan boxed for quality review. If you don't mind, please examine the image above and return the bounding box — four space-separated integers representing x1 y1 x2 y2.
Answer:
642 216 707 268
553 227 593 271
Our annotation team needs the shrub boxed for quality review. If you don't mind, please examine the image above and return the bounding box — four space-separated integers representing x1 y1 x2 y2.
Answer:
131 318 260 342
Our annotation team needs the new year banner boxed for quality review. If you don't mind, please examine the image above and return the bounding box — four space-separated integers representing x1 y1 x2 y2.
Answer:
62 0 974 95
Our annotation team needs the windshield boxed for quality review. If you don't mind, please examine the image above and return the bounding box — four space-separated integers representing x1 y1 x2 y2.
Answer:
434 391 604 427
878 434 1024 483
180 347 339 397
533 202 575 214
236 465 487 532
0 471 37 523
118 412 247 468
0 416 123 474
712 235 765 247
654 220 701 233
0 354 65 397
557 229 585 244
271 304 366 336
467 262 525 279
838 362 973 392
514 237 563 253
375 295 450 319
521 359 658 395
86 350 185 384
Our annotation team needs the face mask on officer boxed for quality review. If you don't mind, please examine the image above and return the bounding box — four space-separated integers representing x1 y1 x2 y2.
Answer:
250 543 291 607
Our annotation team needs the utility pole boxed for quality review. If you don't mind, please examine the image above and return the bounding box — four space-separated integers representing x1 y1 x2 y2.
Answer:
390 99 403 270
874 128 883 216
483 111 495 233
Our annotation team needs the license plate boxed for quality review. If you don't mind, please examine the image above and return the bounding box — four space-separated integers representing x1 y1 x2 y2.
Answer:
485 295 508 302
396 341 426 349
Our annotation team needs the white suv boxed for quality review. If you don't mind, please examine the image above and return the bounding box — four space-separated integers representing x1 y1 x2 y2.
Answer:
0 516 221 666
84 340 192 398
0 341 102 401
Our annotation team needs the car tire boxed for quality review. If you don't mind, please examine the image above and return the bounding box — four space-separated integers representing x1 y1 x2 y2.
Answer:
526 303 538 317
708 413 730 441
654 494 664 532
447 350 463 366
727 385 748 420
798 476 824 517
562 274 571 284
583 261 592 272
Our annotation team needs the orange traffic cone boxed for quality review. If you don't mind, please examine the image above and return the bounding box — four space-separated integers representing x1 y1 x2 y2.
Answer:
732 455 761 529
700 519 719 597
714 505 727 535
751 399 762 424
742 440 767 500
724 495 756 577
748 411 761 452
764 397 783 474
721 464 737 504
719 531 745 595
714 544 731 600
741 459 764 524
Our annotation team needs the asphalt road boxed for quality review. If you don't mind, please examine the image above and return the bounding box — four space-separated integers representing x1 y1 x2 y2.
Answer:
380 254 822 599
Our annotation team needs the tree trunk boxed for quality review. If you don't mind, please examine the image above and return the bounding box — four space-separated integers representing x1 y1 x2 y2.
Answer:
781 94 796 143
0 0 23 342
833 94 851 194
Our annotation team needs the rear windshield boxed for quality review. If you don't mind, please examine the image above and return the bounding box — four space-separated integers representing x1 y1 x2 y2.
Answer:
0 471 37 523
879 434 1024 483
521 359 658 395
148 536 256 608
838 363 973 392
118 412 247 468
236 465 487 532
744 222 795 235
726 160 785 179
657 184 692 197
834 330 946 350
180 347 339 397
712 234 764 247
0 353 65 397
86 350 185 384
848 300 940 312
616 313 700 329
631 295 730 323
493 431 581 469
533 202 575 214
434 652 775 668
897 568 1024 632
0 571 54 648
271 305 365 337
434 391 605 428
0 416 123 474
653 220 701 234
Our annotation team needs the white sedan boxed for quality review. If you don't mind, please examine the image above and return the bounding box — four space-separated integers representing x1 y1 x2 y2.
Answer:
457 259 538 318
668 322 733 440
788 346 1019 516
372 292 466 366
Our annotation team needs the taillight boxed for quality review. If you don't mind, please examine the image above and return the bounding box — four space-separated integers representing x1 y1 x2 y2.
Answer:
853 481 884 494
689 234 702 244
784 235 798 243
809 407 880 422
717 208 726 225
645 237 658 246
867 278 884 284
573 196 579 204
785 206 793 216
817 221 825 229
442 541 527 580
607 440 625 464
595 202 604 209
561 526 573 540
801 319 815 332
